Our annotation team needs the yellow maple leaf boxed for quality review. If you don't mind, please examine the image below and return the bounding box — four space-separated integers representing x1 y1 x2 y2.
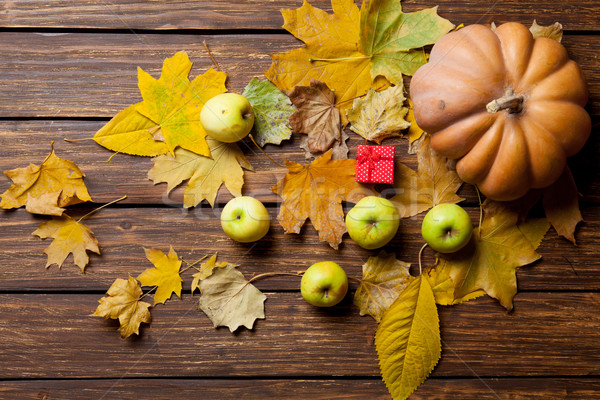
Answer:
0 143 92 212
93 275 152 339
25 190 65 216
148 138 253 208
136 52 227 157
137 247 183 305
391 135 464 218
271 149 376 249
406 99 425 145
33 215 100 272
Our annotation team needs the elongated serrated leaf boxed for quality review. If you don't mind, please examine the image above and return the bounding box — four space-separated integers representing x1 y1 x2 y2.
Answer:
93 275 152 339
375 275 441 400
197 264 266 332
354 251 412 321
242 77 295 146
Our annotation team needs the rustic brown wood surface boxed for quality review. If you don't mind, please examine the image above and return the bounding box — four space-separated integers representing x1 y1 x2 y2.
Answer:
0 1 598 399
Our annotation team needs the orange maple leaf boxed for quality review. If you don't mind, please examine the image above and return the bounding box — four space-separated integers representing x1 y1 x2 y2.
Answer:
271 150 376 249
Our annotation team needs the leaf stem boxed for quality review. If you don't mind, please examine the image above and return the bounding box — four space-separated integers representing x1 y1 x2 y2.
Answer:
203 40 222 72
180 255 209 273
247 271 304 285
248 134 285 168
77 195 127 223
139 285 157 301
334 85 386 107
63 137 95 142
475 185 483 229
418 243 428 276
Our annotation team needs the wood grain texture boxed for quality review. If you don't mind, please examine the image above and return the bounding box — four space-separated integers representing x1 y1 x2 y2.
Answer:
2 378 599 399
0 292 598 379
1 0 598 31
0 206 597 291
0 32 598 117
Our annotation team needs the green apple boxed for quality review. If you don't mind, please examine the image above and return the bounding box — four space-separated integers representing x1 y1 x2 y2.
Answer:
300 261 348 307
200 93 255 143
421 203 473 253
220 196 270 243
345 196 400 249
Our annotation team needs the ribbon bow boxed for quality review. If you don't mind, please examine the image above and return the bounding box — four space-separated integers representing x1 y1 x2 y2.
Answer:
357 146 389 181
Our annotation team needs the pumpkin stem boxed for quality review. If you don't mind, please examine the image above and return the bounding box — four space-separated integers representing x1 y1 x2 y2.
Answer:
486 89 524 114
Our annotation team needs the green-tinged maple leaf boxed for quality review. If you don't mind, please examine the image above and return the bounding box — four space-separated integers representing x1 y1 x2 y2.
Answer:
289 80 341 154
242 77 296 146
33 215 100 272
136 247 183 305
0 142 92 212
354 251 413 322
271 149 377 249
93 275 152 339
436 200 550 310
529 20 563 42
191 253 230 294
265 0 453 120
196 264 266 332
543 167 582 244
390 135 464 218
135 51 227 157
347 85 410 144
93 103 169 157
375 275 441 400
148 138 253 208
360 1 454 82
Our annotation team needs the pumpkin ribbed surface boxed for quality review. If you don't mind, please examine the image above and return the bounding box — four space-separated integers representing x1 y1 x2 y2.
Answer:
410 22 591 201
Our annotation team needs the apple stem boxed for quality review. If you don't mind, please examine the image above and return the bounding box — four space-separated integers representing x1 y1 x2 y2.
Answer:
248 134 285 168
418 243 428 276
76 195 127 223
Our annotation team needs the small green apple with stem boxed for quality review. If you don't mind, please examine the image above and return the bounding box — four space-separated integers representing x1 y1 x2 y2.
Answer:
421 203 473 253
200 93 255 143
300 261 348 307
345 196 400 249
220 196 270 243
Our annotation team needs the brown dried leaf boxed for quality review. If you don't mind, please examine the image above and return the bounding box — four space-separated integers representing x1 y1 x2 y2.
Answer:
543 167 582 244
289 80 341 154
271 150 376 249
93 275 152 339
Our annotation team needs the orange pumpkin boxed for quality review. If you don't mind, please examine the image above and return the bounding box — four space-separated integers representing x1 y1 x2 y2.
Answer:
410 22 591 201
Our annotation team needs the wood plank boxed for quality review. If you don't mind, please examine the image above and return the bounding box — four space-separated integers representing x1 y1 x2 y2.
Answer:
0 292 598 378
2 377 599 399
0 206 597 291
1 0 598 31
0 32 598 117
0 120 598 205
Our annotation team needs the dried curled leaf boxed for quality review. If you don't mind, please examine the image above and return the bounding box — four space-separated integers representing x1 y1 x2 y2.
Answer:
242 77 296 147
289 80 341 154
391 135 464 218
543 167 582 244
137 247 183 305
25 191 65 216
354 251 413 322
436 200 550 310
375 275 441 400
191 253 230 294
347 85 410 144
33 215 100 272
0 143 92 212
148 138 253 208
271 150 376 249
299 130 349 161
196 264 266 332
530 20 563 42
93 275 152 339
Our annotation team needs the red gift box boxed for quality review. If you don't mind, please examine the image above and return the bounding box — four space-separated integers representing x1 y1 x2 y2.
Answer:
355 145 395 184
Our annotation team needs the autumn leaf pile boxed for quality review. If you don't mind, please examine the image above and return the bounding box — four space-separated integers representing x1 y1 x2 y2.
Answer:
0 0 587 399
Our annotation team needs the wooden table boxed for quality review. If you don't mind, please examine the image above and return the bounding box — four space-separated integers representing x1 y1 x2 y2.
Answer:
0 1 598 399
